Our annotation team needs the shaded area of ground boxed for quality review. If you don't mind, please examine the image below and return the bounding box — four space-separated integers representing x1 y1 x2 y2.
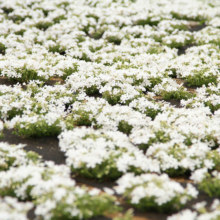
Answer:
2 129 66 164
189 24 206 32
178 43 197 55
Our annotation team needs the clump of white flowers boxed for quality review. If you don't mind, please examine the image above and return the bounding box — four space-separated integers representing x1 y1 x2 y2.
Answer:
95 105 151 134
129 96 171 119
35 184 119 220
116 173 198 213
0 162 71 200
168 199 220 220
64 96 109 128
153 78 194 100
146 140 220 176
0 142 40 171
191 168 220 197
181 83 220 112
0 197 33 220
8 112 66 138
59 127 160 180
58 126 134 152
130 107 220 150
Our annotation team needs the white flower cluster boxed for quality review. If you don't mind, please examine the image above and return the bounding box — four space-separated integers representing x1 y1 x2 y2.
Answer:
130 107 220 149
0 197 33 220
168 199 220 220
146 141 220 175
95 105 151 133
0 159 118 219
0 161 72 200
190 168 220 198
182 83 220 112
116 173 198 212
59 127 160 179
0 142 40 171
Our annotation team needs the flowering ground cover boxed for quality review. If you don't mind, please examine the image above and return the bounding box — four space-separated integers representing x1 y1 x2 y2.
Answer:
2 0 220 219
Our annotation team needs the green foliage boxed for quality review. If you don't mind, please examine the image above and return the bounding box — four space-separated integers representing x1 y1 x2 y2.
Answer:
106 36 122 45
0 43 6 55
2 7 13 14
197 172 220 197
90 29 105 39
145 108 162 120
164 35 194 48
160 88 195 100
26 151 41 163
12 65 46 83
102 87 141 106
13 117 63 138
204 101 220 112
53 15 66 23
36 190 120 220
61 65 78 80
14 29 26 36
65 110 95 128
35 21 53 31
129 197 186 213
147 77 163 90
48 44 66 55
135 18 160 26
71 155 122 180
102 91 121 105
138 130 171 150
118 120 133 135
113 209 134 220
89 45 103 53
184 71 218 87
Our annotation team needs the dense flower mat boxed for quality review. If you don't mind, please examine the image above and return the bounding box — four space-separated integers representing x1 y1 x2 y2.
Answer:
2 0 220 219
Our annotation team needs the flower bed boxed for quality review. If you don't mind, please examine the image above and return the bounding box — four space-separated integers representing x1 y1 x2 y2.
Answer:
1 0 220 219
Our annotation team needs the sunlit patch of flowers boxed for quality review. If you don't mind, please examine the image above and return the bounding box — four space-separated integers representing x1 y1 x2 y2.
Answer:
0 82 77 120
64 96 109 128
58 127 134 152
0 160 120 219
129 96 171 119
116 173 198 213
